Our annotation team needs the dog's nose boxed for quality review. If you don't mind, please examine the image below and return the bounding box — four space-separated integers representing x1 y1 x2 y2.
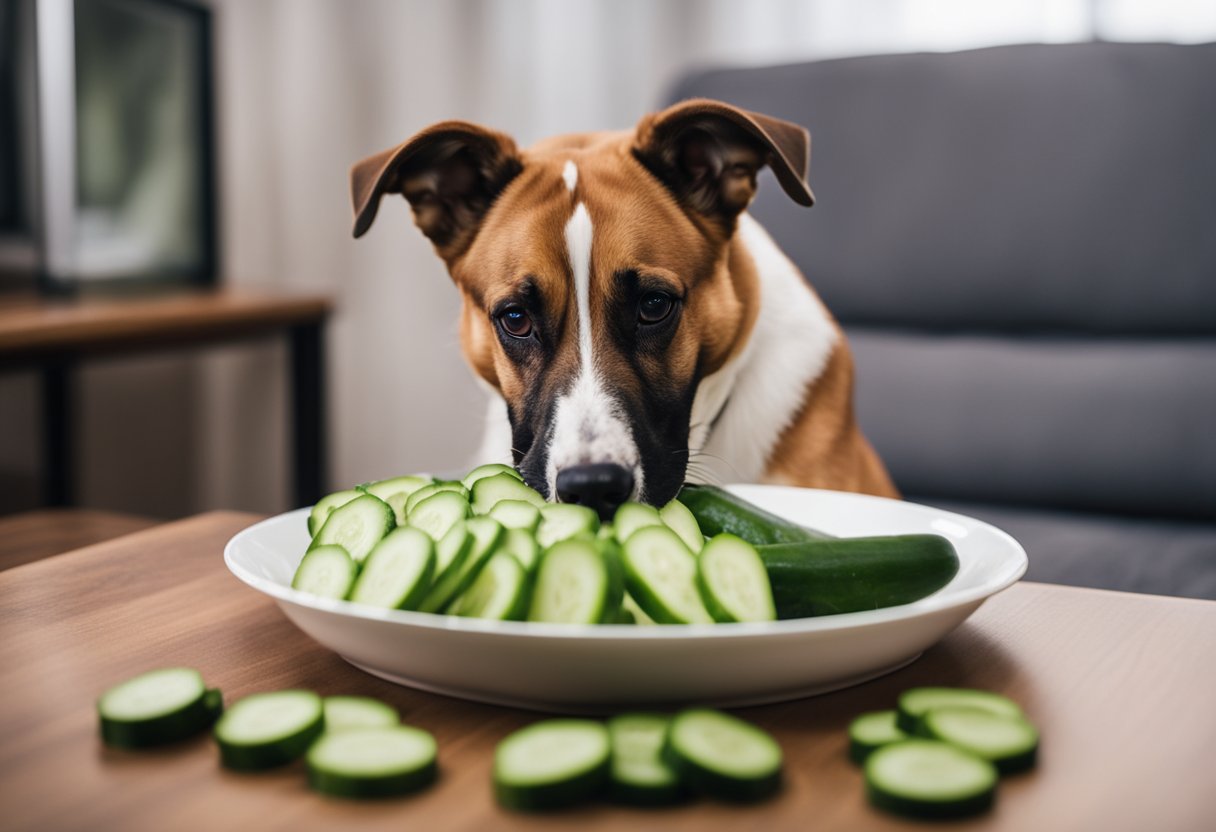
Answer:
555 463 635 520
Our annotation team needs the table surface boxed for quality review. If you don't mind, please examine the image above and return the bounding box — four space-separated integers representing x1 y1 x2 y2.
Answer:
0 509 158 572
1 512 1213 832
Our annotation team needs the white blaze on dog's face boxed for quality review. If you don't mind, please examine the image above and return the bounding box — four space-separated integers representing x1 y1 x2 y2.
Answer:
349 102 814 507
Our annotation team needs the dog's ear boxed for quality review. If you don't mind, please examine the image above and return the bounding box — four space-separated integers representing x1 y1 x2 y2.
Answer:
350 121 522 260
633 99 813 227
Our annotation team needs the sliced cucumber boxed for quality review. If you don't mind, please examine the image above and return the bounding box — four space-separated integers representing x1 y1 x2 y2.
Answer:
537 503 599 549
408 490 472 541
349 527 435 610
864 739 997 819
308 489 361 537
500 527 540 571
528 538 613 625
450 552 530 620
470 472 544 515
361 475 433 526
323 696 399 732
608 714 685 806
622 525 712 625
696 534 776 623
613 502 663 544
291 545 357 600
897 688 1024 734
97 667 220 749
660 498 704 553
418 517 504 613
494 719 611 811
307 726 438 798
622 591 656 625
921 707 1039 774
434 522 474 582
662 709 783 802
214 690 325 770
488 499 542 533
462 463 523 489
311 494 395 564
848 710 910 764
405 481 468 517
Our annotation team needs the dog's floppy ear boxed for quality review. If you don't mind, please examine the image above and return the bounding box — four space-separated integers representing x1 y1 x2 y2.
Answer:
633 99 813 227
350 121 522 260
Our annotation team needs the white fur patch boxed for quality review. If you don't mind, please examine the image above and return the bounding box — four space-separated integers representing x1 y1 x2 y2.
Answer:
562 159 578 192
687 213 838 485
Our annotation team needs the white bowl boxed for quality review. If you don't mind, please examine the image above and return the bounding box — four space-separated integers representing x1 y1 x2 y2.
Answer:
224 485 1026 712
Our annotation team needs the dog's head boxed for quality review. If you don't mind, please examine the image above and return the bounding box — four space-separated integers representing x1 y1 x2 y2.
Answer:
350 100 813 514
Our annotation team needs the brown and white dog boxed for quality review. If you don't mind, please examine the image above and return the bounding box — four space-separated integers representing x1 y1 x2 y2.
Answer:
350 99 897 517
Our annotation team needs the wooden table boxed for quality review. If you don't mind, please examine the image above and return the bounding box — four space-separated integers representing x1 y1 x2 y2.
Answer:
1 513 1213 832
0 288 332 508
0 508 157 571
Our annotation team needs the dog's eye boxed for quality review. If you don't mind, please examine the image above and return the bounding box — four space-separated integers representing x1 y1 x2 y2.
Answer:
638 291 675 325
498 306 533 338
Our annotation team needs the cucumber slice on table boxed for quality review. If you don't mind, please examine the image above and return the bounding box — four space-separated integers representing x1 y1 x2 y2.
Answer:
408 490 472 541
659 498 704 553
419 517 505 613
450 552 530 620
613 502 663 544
622 525 712 624
462 463 523 489
405 481 468 517
848 710 910 763
864 739 997 819
307 726 438 798
696 534 776 623
662 709 783 802
500 527 540 570
528 538 617 624
896 687 1023 734
470 473 544 515
214 690 324 770
608 714 685 806
97 667 221 748
677 484 831 544
311 494 395 564
292 545 357 600
323 696 399 732
308 489 361 537
488 499 542 533
921 707 1039 774
348 527 435 610
360 475 433 526
494 719 611 811
536 503 599 548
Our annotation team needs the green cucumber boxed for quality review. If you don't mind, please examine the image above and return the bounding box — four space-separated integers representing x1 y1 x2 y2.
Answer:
405 481 468 517
757 535 960 619
896 688 1024 734
621 591 656 625
494 719 611 810
612 502 663 543
536 503 599 548
661 709 783 802
621 525 712 625
291 545 357 600
408 490 472 541
308 489 361 537
462 463 523 489
323 696 399 732
677 484 831 544
470 473 544 515
418 517 504 613
307 726 438 798
864 739 997 819
608 713 685 806
696 534 776 623
488 499 542 533
848 710 910 764
434 522 474 582
310 494 395 564
348 527 435 610
921 707 1039 774
500 527 540 570
450 552 531 620
360 475 433 526
659 498 704 553
528 538 616 624
214 690 325 770
97 667 221 749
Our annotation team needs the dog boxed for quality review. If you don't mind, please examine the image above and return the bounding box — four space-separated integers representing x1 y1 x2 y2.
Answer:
349 99 897 517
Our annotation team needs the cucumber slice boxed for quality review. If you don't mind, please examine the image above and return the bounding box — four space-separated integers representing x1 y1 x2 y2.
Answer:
470 472 544 515
307 726 438 798
527 538 612 624
622 525 712 624
462 463 523 489
613 502 664 543
848 710 910 764
660 498 704 553
608 714 685 806
405 481 468 517
434 522 474 581
537 503 599 548
291 545 357 600
361 475 433 526
418 517 505 613
408 490 472 541
922 707 1039 774
488 499 542 533
323 696 399 732
662 709 783 802
308 489 361 537
864 739 997 819
349 527 435 610
97 667 220 748
897 688 1024 734
500 527 540 570
494 719 611 811
214 690 324 770
450 552 530 620
696 534 776 623
622 591 656 625
311 494 395 564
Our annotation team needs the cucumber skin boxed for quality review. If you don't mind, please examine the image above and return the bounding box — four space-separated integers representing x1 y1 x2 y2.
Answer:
99 689 222 749
215 694 325 771
757 535 960 619
308 757 438 799
677 485 831 545
660 735 782 803
864 741 997 819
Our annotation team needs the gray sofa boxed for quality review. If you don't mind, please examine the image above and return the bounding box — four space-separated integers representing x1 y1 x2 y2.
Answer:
670 42 1216 600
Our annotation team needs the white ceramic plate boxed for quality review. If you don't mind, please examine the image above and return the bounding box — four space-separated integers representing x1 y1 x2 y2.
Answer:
225 485 1026 712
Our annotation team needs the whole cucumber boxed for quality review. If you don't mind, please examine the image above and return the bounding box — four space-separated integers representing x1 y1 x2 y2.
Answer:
676 484 832 545
757 535 959 619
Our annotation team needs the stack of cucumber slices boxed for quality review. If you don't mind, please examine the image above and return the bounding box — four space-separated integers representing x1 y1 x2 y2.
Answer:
848 687 1040 819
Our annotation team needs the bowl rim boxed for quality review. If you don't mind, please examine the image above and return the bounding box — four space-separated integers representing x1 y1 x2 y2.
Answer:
224 486 1027 641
